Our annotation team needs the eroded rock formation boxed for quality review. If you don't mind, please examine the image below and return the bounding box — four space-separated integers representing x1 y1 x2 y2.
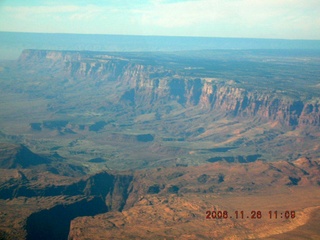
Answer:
18 50 320 128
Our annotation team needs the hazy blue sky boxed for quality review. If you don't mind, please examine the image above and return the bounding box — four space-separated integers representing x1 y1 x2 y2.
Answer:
0 0 319 39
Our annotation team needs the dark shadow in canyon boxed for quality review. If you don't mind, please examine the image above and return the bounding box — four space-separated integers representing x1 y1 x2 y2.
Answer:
25 197 108 240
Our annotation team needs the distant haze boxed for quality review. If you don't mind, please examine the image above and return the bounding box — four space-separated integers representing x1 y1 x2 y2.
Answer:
1 32 320 60
0 1 319 40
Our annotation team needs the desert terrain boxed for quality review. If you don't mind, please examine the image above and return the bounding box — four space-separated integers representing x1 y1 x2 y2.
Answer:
0 47 319 239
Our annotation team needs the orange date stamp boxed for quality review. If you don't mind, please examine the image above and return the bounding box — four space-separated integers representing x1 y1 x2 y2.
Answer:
206 210 296 219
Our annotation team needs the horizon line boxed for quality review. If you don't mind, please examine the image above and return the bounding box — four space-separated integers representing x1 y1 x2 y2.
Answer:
1 30 320 42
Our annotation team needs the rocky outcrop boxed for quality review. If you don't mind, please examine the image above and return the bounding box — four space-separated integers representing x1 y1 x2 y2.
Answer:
18 49 320 128
0 170 133 210
0 143 51 169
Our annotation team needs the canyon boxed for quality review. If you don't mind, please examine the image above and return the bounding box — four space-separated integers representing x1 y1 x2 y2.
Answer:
0 143 319 239
0 48 319 239
18 49 320 129
1 49 318 167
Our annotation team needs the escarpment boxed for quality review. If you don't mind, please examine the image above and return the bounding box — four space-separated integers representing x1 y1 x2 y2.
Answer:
129 77 319 127
18 49 320 128
0 169 133 211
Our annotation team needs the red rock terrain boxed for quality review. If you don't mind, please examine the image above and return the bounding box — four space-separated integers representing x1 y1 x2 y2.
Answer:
67 157 320 239
0 49 319 239
0 144 319 239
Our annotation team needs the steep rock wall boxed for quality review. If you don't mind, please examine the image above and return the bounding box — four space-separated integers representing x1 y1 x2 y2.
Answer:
0 170 133 212
123 72 319 127
18 50 320 127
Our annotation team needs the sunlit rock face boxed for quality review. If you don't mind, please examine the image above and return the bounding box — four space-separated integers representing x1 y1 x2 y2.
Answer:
19 49 320 128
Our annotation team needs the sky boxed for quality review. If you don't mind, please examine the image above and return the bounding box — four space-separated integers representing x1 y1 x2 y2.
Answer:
0 0 319 39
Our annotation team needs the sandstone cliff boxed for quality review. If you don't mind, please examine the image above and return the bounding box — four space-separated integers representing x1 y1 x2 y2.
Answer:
18 49 320 128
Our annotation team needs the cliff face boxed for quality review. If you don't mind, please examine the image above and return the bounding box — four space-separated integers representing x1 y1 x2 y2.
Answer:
128 75 319 127
0 169 133 211
110 60 319 128
82 172 133 211
18 49 320 128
